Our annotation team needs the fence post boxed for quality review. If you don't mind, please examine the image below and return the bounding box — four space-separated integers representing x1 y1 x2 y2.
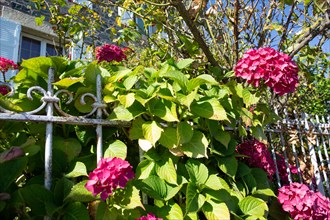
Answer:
96 73 103 163
44 68 55 190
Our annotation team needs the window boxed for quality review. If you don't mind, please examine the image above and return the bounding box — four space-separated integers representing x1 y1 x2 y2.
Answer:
19 36 62 61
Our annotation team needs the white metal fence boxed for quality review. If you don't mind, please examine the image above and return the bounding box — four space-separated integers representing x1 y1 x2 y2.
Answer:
0 68 329 196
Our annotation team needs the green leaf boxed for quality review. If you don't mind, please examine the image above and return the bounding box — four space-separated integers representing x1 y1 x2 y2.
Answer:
142 121 163 146
204 174 222 190
217 156 238 178
177 121 194 144
21 57 54 78
238 196 268 217
65 180 96 202
191 98 228 121
54 177 74 204
253 189 276 197
63 202 89 220
122 185 144 209
156 158 177 185
148 99 179 122
53 137 81 162
35 15 45 26
65 162 88 178
96 201 113 220
53 77 84 88
136 159 155 179
185 159 209 185
176 58 194 69
251 126 267 142
129 117 144 140
177 89 198 108
160 202 183 220
160 70 188 92
187 74 218 92
20 184 57 216
186 183 205 213
123 75 138 90
202 200 230 220
108 101 145 121
242 89 260 107
165 182 183 201
136 175 167 200
159 127 178 149
104 140 127 159
214 130 231 149
118 93 136 108
182 131 208 158
0 157 28 192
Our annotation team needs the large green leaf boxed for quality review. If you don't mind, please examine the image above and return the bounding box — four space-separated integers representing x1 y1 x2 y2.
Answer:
108 101 145 121
182 131 208 158
135 159 155 179
148 99 179 122
54 177 74 204
177 121 194 144
204 174 222 191
202 200 230 220
176 89 198 108
96 201 113 220
0 157 28 192
187 74 218 92
142 121 163 146
135 175 167 200
63 202 89 220
185 159 209 186
217 156 238 178
53 137 82 162
159 127 178 149
242 89 260 108
65 161 88 178
118 93 136 108
160 70 188 92
20 57 54 78
65 180 96 202
53 77 84 88
104 140 127 159
186 183 205 213
156 157 177 185
238 196 268 218
20 184 57 216
191 98 228 121
159 202 183 220
214 130 231 149
129 117 144 140
176 58 194 69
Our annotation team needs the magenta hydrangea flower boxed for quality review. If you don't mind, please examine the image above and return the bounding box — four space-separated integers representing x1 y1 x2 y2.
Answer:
95 44 126 63
236 139 276 179
234 47 299 96
136 213 162 220
85 157 135 201
275 153 289 184
0 57 19 74
0 86 8 95
278 182 330 220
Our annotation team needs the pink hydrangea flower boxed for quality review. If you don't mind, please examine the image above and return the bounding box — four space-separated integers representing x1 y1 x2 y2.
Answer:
136 213 162 220
236 139 276 179
0 57 19 74
85 157 135 201
278 182 330 220
234 47 299 96
95 44 126 63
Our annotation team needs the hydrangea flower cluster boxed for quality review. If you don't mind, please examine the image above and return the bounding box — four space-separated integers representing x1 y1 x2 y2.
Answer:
95 44 127 63
278 182 330 220
0 86 8 96
136 213 162 220
0 57 19 74
234 47 299 96
85 157 135 201
275 153 289 183
236 139 276 179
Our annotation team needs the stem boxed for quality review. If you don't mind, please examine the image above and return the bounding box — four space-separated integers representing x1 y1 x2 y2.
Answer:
171 0 220 69
278 2 296 50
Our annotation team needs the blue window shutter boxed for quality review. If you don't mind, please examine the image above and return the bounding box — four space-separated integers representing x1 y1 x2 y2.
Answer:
0 17 21 81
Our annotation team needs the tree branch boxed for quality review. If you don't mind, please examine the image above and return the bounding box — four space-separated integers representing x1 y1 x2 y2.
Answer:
171 0 220 69
289 17 330 56
278 1 296 50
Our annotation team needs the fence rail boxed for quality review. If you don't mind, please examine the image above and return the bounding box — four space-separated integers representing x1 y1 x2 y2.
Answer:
0 68 329 197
